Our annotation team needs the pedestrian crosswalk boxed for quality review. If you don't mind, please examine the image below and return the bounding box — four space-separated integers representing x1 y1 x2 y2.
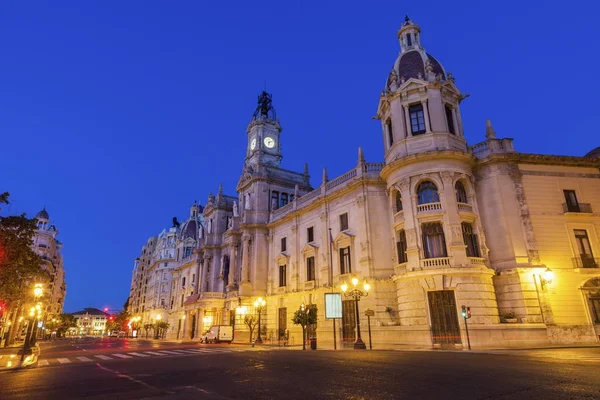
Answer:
37 347 257 368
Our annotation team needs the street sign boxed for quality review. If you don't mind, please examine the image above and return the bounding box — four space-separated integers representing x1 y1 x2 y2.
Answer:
324 293 342 319
365 309 375 317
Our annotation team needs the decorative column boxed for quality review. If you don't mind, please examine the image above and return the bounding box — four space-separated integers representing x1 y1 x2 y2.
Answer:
440 171 468 266
403 105 412 136
239 236 252 296
421 100 431 133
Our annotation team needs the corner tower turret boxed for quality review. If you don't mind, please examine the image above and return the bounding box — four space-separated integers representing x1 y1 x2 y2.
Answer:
377 16 468 163
245 91 282 168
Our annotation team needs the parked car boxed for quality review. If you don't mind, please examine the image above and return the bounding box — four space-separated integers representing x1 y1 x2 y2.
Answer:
201 325 233 343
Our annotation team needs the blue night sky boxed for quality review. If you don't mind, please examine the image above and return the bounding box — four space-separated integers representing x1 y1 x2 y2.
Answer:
1 1 598 312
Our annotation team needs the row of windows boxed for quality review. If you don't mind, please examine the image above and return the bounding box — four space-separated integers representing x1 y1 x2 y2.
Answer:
396 222 480 262
271 191 296 211
385 102 456 148
394 181 469 213
277 248 350 287
280 213 349 252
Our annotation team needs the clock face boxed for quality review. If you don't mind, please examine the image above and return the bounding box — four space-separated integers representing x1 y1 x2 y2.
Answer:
250 138 256 150
264 137 275 149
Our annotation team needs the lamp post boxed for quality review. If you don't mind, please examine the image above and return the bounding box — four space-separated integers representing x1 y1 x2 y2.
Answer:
22 283 43 361
155 315 162 339
340 277 370 350
253 297 266 344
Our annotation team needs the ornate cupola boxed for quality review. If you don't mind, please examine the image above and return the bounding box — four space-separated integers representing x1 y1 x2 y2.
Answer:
376 16 469 164
245 91 283 168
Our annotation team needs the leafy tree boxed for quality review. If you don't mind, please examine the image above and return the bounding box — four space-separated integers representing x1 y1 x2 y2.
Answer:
156 321 169 339
0 192 45 345
292 306 318 350
244 315 258 343
143 323 153 339
46 313 77 337
106 310 130 333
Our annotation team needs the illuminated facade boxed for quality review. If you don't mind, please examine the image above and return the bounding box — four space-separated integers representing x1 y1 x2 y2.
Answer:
127 18 600 348
33 209 66 325
71 308 109 335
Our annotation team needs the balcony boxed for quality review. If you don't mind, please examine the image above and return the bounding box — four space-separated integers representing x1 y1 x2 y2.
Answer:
420 257 451 269
563 203 593 213
457 202 473 213
416 202 442 214
572 256 599 269
468 257 486 266
393 210 405 225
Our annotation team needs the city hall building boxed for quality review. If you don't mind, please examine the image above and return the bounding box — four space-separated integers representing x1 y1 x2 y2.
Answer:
128 18 600 348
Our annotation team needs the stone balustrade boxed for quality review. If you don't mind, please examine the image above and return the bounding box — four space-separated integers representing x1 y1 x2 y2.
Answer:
457 202 473 213
416 202 442 214
420 257 451 269
468 257 486 266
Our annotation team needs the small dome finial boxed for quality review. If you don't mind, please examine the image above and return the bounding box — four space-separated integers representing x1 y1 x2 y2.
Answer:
358 147 365 164
322 168 329 185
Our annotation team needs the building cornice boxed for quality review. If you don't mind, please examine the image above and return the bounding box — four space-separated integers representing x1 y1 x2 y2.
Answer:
380 150 476 180
476 152 600 170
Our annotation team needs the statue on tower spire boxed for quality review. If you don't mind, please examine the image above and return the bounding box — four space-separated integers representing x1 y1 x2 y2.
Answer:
252 91 277 120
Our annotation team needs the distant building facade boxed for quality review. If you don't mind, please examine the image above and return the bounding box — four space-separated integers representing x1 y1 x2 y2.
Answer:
70 308 109 335
127 18 600 348
33 208 67 326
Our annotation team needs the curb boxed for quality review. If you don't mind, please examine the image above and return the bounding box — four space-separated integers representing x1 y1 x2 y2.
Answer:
0 345 40 371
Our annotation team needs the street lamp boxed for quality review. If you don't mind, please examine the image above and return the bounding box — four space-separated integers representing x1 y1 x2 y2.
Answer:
22 283 43 361
253 297 266 344
340 277 370 350
155 315 162 339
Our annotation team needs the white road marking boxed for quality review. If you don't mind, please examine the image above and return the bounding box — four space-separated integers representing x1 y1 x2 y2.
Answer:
57 358 71 364
156 350 180 355
178 349 202 353
38 360 49 366
77 357 93 362
95 355 113 360
128 352 150 357
144 351 166 356
112 353 133 359
170 350 193 354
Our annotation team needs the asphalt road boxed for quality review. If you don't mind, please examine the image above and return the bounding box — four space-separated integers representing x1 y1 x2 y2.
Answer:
1 338 600 399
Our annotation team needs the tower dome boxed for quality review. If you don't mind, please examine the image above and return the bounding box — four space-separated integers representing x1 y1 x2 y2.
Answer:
180 201 203 240
36 208 49 221
385 16 446 91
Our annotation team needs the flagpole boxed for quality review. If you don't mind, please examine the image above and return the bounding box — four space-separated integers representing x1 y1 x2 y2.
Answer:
329 227 336 350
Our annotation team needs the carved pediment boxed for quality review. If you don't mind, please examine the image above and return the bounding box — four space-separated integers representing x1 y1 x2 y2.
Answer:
301 243 319 256
275 252 290 265
333 231 355 248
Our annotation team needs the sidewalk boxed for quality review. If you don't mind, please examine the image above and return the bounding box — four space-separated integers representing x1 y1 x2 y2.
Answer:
0 343 40 370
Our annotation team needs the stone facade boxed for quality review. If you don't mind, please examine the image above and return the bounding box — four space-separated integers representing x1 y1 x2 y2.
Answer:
126 18 600 349
33 208 66 325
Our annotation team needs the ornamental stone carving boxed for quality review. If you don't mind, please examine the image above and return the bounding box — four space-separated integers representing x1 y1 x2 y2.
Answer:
406 229 417 248
398 177 410 193
440 171 454 186
450 224 463 243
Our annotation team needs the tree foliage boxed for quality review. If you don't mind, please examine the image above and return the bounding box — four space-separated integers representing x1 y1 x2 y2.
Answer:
292 306 318 350
244 315 258 343
46 313 78 337
0 192 45 306
106 309 130 332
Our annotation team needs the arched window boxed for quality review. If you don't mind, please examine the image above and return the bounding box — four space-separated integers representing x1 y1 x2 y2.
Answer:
461 222 480 257
417 182 439 205
455 182 468 204
422 222 447 259
395 191 403 213
396 230 408 263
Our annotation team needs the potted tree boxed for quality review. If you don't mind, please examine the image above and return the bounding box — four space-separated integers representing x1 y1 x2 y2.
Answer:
502 311 518 323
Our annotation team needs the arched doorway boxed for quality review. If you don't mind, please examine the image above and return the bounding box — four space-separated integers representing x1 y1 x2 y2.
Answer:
582 277 600 339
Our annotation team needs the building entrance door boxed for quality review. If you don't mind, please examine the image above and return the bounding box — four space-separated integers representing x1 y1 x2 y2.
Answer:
190 314 196 339
341 300 356 347
278 308 287 340
428 290 462 345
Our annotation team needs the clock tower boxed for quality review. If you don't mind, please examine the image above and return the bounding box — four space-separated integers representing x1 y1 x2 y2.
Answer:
245 91 282 167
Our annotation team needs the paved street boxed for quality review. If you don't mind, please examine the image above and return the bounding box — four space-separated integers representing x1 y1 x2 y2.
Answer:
1 338 600 399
